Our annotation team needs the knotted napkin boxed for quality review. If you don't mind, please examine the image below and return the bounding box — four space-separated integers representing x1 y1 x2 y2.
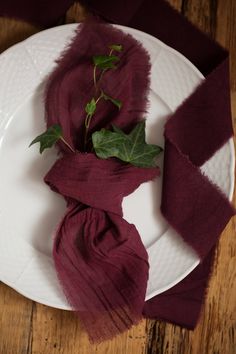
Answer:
44 21 160 342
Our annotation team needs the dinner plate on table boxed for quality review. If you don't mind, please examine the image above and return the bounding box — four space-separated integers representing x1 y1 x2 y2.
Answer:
0 24 234 309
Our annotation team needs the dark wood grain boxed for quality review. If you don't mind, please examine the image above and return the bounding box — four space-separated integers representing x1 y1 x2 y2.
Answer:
0 284 33 354
0 1 235 353
0 18 39 53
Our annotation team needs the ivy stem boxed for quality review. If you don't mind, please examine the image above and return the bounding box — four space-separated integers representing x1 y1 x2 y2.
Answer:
84 118 90 150
84 47 116 150
93 65 97 90
94 49 114 94
59 136 75 153
95 94 103 105
84 94 103 149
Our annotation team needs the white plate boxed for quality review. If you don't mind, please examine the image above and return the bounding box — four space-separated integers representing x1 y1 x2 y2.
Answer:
0 24 234 310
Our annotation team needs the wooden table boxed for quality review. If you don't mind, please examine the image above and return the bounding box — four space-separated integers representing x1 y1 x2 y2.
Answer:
0 1 235 353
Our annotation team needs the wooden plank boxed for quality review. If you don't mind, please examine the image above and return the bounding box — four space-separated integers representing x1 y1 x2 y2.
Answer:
168 0 183 11
181 0 218 37
0 18 39 53
30 304 147 354
216 0 236 90
0 283 33 354
65 2 88 23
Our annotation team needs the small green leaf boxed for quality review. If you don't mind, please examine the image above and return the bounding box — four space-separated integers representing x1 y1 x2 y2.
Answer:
102 93 122 110
109 44 123 52
93 55 119 69
92 121 163 168
85 98 96 116
29 124 62 154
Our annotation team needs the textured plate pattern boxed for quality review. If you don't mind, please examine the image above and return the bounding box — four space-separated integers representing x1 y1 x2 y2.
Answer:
201 140 235 197
0 46 40 127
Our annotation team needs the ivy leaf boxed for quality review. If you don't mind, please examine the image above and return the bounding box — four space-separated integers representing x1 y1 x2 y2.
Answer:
109 44 123 52
102 92 122 110
93 55 119 69
85 98 96 116
92 121 163 168
29 124 62 154
111 124 126 135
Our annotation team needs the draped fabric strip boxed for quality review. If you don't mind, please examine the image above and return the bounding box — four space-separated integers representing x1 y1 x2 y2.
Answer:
0 0 74 27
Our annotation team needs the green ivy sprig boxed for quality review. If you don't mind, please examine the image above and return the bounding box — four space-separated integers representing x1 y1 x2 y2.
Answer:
83 44 123 148
30 44 163 168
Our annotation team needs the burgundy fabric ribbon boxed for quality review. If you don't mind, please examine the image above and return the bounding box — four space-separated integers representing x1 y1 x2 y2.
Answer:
82 0 235 327
0 0 74 27
44 22 160 342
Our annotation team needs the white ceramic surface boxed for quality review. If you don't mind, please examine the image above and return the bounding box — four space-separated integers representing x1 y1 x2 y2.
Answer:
0 24 234 309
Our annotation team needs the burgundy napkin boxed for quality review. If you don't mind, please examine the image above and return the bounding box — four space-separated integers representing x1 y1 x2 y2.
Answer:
82 0 235 328
44 21 160 342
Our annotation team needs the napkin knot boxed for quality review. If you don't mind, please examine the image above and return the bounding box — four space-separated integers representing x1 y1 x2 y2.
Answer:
45 153 158 215
44 153 158 342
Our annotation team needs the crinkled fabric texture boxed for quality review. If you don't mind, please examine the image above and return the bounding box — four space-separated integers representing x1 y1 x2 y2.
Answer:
44 21 160 342
83 0 235 329
45 21 152 153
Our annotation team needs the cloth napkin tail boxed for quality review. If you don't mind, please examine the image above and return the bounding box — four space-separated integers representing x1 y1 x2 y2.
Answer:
143 248 215 328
